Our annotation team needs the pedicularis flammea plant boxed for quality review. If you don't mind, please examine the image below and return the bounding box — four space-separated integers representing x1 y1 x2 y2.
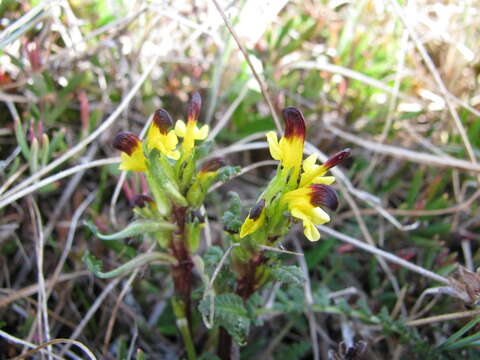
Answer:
85 92 350 360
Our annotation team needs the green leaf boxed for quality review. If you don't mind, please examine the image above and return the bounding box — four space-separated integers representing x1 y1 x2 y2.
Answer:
227 191 241 215
83 251 103 275
439 317 480 350
148 148 187 206
305 238 335 270
84 219 175 240
275 341 311 360
216 165 240 182
406 168 424 208
198 353 221 360
222 192 243 233
199 293 250 345
271 265 305 286
136 349 145 360
203 246 224 273
83 251 177 279
195 140 215 160
14 117 30 159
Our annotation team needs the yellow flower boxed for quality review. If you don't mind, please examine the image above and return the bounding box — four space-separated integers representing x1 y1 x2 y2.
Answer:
175 92 209 154
299 149 351 187
240 199 266 238
147 109 180 160
113 132 147 172
266 107 306 183
282 184 338 241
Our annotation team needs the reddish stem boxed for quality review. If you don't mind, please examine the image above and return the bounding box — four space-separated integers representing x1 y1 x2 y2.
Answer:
170 206 194 326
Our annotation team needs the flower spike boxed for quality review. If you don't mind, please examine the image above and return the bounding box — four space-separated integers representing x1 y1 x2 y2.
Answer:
175 92 209 154
240 199 266 238
113 131 147 172
147 109 180 160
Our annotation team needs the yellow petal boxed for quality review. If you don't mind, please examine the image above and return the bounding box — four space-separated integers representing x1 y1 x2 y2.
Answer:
303 221 320 241
119 148 146 172
282 186 311 207
290 207 309 223
146 124 159 149
266 131 281 160
167 149 180 160
309 207 330 224
311 176 336 185
175 120 187 137
195 124 209 140
166 130 179 148
303 154 318 173
291 208 321 241
280 137 303 170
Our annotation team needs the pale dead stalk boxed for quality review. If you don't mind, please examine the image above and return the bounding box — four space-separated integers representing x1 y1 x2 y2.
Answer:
0 271 89 308
325 124 480 173
316 225 449 285
210 0 282 133
0 157 119 209
386 0 477 167
0 49 163 203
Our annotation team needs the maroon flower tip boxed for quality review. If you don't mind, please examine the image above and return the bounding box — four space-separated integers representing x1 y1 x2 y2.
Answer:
324 148 351 169
132 194 154 208
153 109 173 133
283 107 306 140
188 92 202 122
310 184 339 211
113 131 141 156
249 199 266 220
200 157 226 173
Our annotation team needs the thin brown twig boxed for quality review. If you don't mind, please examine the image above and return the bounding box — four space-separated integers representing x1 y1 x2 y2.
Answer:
336 180 403 300
59 277 122 356
210 0 282 133
406 309 480 327
102 243 155 356
0 271 90 308
316 225 449 285
0 47 162 204
337 188 480 218
386 0 477 167
8 337 96 360
325 123 480 173
28 198 52 360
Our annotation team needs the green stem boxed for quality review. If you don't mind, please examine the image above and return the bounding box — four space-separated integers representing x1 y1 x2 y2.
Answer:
172 297 197 360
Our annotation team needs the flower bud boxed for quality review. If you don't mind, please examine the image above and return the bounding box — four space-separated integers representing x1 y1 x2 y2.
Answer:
249 199 266 220
200 157 226 174
132 194 154 208
324 148 351 170
152 109 173 134
188 92 202 123
113 132 146 172
239 199 266 238
283 107 305 141
113 131 141 155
